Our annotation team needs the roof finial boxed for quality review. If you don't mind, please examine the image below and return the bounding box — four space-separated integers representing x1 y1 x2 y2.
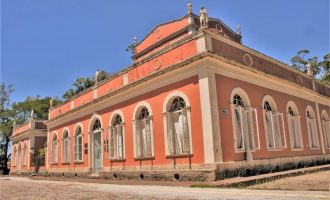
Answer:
307 63 313 77
133 36 138 47
50 98 54 108
187 1 192 14
199 6 208 29
30 109 34 119
94 69 100 84
236 24 241 35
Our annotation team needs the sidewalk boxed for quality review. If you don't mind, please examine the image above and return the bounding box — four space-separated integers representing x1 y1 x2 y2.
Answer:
24 164 330 188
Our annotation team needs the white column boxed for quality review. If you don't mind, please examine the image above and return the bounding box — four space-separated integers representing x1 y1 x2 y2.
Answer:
198 68 222 164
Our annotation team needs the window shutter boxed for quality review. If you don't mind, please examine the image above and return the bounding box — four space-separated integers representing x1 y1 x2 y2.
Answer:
117 125 123 158
312 119 319 148
167 112 175 154
323 120 330 148
145 119 152 157
78 135 82 161
181 108 190 154
135 120 143 157
272 113 285 148
234 107 243 149
265 111 274 148
110 127 116 158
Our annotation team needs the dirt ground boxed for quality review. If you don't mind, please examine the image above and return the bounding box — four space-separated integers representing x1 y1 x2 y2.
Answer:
1 176 328 200
248 170 330 191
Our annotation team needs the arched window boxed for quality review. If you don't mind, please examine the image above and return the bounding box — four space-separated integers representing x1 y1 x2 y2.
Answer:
18 144 21 168
110 114 124 159
231 92 259 153
22 143 27 166
263 96 286 149
321 111 330 149
74 126 83 161
12 146 17 166
93 119 101 132
52 133 58 163
62 130 70 163
287 102 303 149
306 107 319 149
166 96 191 155
134 106 153 158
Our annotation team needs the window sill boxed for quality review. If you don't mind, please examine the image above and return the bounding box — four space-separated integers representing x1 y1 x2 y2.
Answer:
134 156 155 161
234 149 258 153
309 147 320 150
110 158 126 162
51 162 58 165
266 148 284 151
291 148 304 151
73 161 84 164
166 153 193 159
61 162 70 165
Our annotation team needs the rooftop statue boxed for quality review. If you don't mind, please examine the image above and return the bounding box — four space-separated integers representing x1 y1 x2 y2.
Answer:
236 24 241 35
200 6 208 29
94 69 100 83
187 1 192 14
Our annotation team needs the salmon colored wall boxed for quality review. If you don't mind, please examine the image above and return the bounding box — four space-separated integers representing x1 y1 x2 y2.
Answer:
12 123 30 136
49 40 197 120
215 74 328 162
319 103 330 154
136 33 188 62
48 76 204 170
136 17 188 53
11 139 30 171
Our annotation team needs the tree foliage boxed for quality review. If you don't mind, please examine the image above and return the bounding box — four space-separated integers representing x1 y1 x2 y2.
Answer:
63 70 109 100
290 50 330 84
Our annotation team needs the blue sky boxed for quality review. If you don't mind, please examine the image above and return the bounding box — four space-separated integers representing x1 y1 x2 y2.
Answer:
1 0 329 103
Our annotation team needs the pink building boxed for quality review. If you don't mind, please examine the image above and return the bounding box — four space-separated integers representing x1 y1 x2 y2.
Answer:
11 7 330 181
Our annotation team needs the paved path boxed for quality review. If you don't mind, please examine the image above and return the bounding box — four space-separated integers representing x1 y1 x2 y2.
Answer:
0 177 329 200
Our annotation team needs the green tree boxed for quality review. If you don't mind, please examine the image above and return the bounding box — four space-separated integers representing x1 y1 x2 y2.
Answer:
319 53 330 84
290 50 330 80
291 49 309 72
0 83 15 174
62 70 109 100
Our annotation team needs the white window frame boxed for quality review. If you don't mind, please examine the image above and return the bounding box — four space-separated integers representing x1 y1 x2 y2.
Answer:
133 103 155 159
162 92 193 157
287 115 303 150
109 112 125 160
263 111 287 150
61 130 70 163
133 117 154 158
231 105 260 152
306 116 320 149
74 126 83 162
322 119 330 149
52 134 58 163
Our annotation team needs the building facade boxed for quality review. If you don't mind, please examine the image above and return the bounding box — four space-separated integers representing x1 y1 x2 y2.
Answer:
10 119 47 174
11 9 330 180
